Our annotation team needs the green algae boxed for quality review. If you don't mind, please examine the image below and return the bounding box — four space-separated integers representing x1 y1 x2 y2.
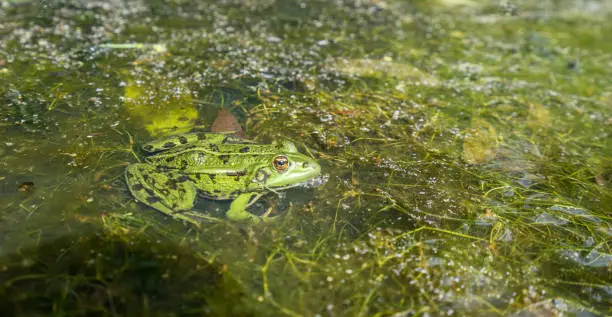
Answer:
0 0 610 316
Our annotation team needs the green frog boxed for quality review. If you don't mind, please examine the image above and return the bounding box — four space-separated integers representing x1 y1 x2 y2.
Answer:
125 132 322 225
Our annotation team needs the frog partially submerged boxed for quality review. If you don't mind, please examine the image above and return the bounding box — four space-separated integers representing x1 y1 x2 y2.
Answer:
125 133 321 224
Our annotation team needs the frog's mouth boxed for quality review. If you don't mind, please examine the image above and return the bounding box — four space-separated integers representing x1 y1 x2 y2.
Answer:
295 174 329 188
266 174 328 191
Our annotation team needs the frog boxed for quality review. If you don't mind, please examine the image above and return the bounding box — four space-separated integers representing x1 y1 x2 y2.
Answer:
125 132 321 225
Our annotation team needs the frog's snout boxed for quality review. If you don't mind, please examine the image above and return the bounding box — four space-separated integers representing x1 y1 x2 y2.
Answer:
309 160 321 176
259 154 321 189
300 158 321 176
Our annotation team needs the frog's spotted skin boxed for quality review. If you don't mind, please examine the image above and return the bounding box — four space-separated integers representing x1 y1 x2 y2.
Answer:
125 164 197 214
125 133 321 225
141 133 254 153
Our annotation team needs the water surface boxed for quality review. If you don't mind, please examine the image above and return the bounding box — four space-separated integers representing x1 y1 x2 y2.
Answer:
0 0 610 316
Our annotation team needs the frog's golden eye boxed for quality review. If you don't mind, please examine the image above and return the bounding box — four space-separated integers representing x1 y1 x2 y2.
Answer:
273 155 289 173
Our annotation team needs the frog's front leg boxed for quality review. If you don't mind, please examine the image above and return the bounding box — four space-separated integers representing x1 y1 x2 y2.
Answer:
125 163 198 224
226 192 268 222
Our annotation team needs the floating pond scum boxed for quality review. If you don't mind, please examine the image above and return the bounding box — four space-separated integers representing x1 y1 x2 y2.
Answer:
0 0 610 316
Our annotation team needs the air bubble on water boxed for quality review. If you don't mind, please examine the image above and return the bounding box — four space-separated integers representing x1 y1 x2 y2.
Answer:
534 212 568 225
497 228 513 242
319 113 333 122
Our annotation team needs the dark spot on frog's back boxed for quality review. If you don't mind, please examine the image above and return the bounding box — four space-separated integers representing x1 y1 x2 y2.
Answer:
239 147 250 153
165 178 178 189
144 188 155 196
177 175 190 182
163 142 176 149
146 196 161 204
178 136 188 144
219 155 230 164
197 134 207 140
166 156 175 163
209 144 219 152
131 184 145 191
143 145 154 152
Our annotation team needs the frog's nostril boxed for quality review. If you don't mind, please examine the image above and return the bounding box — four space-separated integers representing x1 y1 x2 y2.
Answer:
303 162 309 168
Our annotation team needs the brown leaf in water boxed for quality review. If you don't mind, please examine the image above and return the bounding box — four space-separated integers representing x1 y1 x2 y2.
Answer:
18 181 35 192
211 108 244 137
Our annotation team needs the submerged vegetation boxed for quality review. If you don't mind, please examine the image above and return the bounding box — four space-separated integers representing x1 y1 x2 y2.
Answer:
0 0 610 316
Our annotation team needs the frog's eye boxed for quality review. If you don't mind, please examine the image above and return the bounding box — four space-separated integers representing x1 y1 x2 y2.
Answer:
273 155 289 173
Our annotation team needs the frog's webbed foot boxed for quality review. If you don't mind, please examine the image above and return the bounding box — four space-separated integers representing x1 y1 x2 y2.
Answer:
226 192 278 223
125 163 199 225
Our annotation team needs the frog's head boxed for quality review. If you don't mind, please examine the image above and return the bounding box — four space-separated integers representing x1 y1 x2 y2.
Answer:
248 152 321 190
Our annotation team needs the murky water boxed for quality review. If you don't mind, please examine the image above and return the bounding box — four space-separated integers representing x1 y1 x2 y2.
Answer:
1 0 610 316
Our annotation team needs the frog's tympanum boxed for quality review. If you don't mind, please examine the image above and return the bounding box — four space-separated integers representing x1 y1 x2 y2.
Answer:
125 133 321 224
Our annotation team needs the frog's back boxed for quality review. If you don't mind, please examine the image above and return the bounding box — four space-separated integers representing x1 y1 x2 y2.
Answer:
141 132 295 174
141 133 254 153
145 149 283 174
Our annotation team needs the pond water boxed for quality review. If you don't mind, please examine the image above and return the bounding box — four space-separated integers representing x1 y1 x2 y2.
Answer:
0 0 610 316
